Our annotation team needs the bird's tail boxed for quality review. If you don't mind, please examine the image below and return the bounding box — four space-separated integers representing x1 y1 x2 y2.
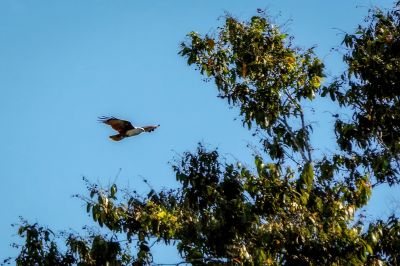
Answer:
109 134 124 141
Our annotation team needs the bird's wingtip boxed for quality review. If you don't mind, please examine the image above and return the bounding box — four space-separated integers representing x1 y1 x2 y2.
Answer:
98 116 116 123
98 116 107 123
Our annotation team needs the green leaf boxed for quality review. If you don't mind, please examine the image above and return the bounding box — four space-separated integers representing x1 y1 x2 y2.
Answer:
92 206 97 221
300 162 314 191
329 90 335 101
18 226 25 236
300 192 309 205
370 232 378 243
365 243 373 254
255 156 263 171
110 184 117 198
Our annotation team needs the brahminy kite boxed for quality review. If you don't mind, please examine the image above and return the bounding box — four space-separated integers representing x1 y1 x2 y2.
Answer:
99 116 159 141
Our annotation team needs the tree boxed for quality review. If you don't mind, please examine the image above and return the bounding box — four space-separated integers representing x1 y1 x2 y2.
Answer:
4 2 400 265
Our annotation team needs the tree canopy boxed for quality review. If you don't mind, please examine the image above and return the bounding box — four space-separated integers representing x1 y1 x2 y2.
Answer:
4 2 400 265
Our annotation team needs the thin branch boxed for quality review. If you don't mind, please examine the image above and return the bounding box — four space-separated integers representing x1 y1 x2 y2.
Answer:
299 107 313 162
282 149 301 166
282 88 313 162
280 116 308 162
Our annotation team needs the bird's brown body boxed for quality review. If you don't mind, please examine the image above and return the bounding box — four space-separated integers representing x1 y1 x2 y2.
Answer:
99 116 159 141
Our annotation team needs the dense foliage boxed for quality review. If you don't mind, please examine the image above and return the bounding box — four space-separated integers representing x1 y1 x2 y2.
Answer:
4 2 400 265
324 2 400 186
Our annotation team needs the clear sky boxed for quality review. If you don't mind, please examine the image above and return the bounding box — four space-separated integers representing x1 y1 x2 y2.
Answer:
0 0 398 263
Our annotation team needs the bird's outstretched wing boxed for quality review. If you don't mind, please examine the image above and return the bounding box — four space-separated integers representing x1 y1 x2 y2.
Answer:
142 125 160 132
98 116 134 133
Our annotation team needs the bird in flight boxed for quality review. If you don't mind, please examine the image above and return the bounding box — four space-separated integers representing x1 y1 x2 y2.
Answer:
99 116 159 141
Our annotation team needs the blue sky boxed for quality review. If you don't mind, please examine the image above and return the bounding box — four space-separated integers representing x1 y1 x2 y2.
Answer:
0 0 398 263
